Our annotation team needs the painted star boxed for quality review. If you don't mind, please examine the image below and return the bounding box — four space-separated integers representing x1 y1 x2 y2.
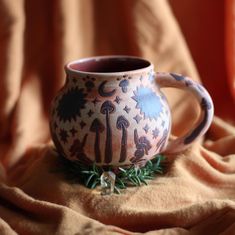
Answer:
114 96 121 104
80 121 86 129
152 128 159 139
143 124 150 133
87 109 94 117
70 127 77 136
92 97 101 106
59 129 69 143
133 114 142 124
123 105 131 114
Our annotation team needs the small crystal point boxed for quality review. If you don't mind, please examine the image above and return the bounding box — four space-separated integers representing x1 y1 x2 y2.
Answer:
100 171 116 195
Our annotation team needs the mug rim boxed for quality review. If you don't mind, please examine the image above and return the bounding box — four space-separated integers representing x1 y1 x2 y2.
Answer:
65 55 154 76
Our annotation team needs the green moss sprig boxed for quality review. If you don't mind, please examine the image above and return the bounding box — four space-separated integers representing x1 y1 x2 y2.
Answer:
53 152 166 194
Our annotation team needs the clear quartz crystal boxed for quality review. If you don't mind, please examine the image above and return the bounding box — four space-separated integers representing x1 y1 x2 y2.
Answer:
100 171 116 195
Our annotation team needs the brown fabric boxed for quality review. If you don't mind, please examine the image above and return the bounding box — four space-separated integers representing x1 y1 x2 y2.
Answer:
0 0 235 234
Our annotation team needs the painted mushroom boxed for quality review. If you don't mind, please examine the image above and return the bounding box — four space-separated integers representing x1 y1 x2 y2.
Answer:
100 101 116 164
134 129 152 159
69 134 92 164
116 115 130 163
119 79 129 93
90 118 105 163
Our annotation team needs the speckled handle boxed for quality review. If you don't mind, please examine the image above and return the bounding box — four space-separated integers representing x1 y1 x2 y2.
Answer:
156 72 214 153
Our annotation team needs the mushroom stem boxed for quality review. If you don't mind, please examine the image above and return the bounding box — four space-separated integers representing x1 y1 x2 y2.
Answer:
105 111 112 163
90 118 105 163
119 127 127 162
134 129 138 145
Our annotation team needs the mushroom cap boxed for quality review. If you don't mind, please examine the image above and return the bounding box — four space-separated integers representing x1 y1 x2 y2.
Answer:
116 115 130 129
119 79 129 87
100 100 115 114
90 118 105 132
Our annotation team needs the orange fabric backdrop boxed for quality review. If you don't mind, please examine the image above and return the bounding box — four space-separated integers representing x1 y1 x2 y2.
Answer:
170 0 235 121
226 0 235 103
0 1 235 234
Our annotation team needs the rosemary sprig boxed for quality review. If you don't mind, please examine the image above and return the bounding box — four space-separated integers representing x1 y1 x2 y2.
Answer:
53 152 166 193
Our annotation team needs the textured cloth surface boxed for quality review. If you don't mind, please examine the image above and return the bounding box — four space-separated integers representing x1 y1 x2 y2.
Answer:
0 0 235 234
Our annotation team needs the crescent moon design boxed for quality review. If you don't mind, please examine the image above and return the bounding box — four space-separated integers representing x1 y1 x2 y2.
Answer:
98 81 116 97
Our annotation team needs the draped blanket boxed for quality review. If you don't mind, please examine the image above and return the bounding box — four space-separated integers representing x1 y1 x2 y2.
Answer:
0 1 235 234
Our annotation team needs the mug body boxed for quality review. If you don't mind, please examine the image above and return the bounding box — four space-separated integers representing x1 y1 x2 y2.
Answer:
50 56 171 166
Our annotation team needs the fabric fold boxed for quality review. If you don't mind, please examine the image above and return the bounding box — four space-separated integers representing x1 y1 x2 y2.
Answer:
0 0 234 234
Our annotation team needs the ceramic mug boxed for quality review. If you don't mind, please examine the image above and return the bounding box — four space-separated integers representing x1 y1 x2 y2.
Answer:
49 56 214 167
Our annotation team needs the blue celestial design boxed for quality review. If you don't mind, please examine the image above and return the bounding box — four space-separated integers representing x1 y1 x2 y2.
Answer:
132 86 163 121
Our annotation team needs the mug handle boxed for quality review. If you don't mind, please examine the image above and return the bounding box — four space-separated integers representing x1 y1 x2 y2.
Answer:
155 72 214 154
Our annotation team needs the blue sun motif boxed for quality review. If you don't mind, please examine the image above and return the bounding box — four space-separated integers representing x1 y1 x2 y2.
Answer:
132 86 163 120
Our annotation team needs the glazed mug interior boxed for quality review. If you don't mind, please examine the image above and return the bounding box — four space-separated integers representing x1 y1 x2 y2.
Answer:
68 56 151 73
